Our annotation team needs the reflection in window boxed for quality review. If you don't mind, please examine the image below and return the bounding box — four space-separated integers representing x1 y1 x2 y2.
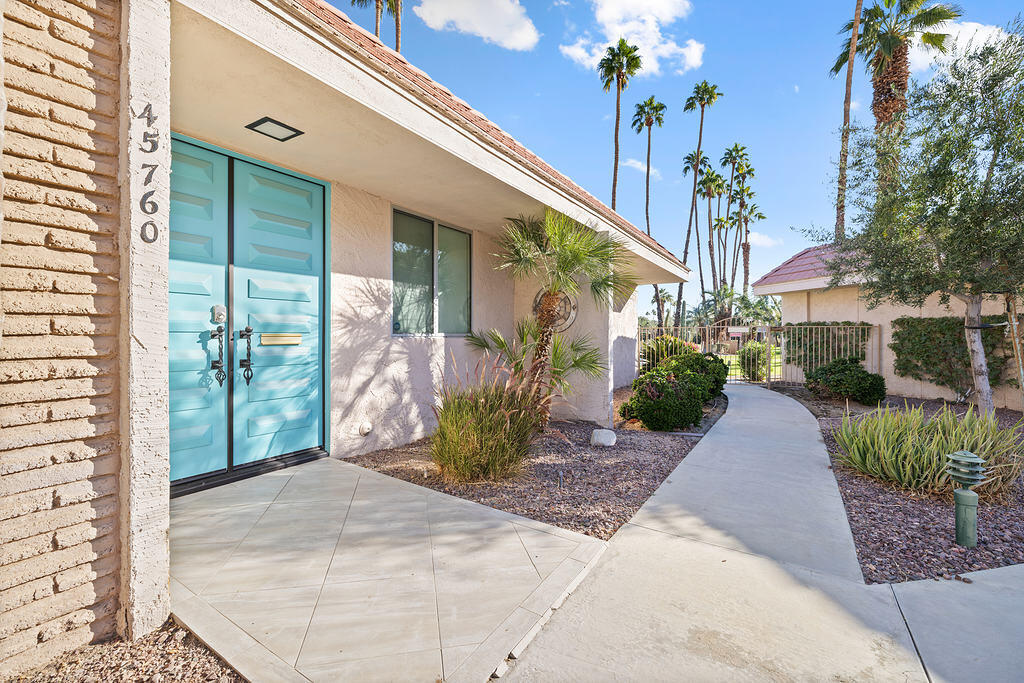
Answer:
392 210 472 335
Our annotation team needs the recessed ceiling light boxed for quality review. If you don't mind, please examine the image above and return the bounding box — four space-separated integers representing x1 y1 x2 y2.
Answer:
245 116 304 142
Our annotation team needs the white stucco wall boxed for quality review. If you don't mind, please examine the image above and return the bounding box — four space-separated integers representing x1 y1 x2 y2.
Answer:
611 292 638 391
778 287 1023 411
327 182 516 456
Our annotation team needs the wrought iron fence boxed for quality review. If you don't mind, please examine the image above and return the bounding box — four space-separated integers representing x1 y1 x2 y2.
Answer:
637 322 882 386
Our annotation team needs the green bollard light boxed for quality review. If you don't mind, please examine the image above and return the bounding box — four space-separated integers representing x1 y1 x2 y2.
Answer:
945 451 986 548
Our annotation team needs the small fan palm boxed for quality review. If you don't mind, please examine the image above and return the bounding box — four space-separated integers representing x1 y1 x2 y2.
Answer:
466 319 604 395
598 39 643 211
830 0 961 129
492 209 636 418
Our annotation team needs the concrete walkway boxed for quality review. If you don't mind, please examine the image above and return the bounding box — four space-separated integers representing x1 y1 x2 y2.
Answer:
507 384 1024 683
169 458 604 682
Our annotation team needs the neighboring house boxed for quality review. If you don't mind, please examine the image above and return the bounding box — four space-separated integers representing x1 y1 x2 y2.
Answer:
0 0 688 675
753 245 1022 410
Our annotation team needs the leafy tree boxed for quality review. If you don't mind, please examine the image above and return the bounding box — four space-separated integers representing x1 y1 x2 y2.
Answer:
492 210 636 421
831 27 1024 414
674 81 723 326
598 39 643 211
831 0 961 130
833 0 865 240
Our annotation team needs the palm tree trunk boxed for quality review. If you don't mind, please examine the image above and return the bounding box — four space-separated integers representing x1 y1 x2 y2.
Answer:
644 125 652 235
742 220 751 296
836 0 863 241
654 285 665 327
694 209 706 311
375 0 383 37
706 196 717 293
612 78 622 210
730 226 741 290
533 290 561 426
393 0 402 52
681 107 705 265
673 282 684 327
871 41 909 130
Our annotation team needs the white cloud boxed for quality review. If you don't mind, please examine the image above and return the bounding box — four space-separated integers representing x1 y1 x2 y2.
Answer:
850 99 860 111
622 158 661 181
413 0 540 51
793 84 799 93
558 0 704 76
909 21 1006 73
552 0 571 6
747 231 782 248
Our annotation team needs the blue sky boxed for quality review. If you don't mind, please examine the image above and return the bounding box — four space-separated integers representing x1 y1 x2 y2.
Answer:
328 0 1017 317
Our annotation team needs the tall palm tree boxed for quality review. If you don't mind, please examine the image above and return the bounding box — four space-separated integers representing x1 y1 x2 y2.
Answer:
350 0 386 38
675 81 722 326
833 0 865 241
720 144 748 250
729 165 755 290
631 96 667 327
392 0 402 52
831 0 961 130
698 171 726 293
631 97 667 236
598 39 643 211
740 203 766 296
492 209 636 421
680 151 710 314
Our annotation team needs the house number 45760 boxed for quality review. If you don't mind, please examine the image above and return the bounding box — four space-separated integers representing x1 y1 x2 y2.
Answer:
133 103 162 244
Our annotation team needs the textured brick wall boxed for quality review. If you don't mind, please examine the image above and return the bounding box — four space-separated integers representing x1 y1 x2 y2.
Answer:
0 0 122 676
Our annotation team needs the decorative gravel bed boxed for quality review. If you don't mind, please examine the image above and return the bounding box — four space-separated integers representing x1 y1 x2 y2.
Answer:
15 619 240 683
821 424 1024 584
350 395 726 540
777 383 1024 584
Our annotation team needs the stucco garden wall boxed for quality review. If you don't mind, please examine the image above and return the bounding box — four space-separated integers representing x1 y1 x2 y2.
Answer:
0 0 124 675
779 286 1023 411
327 183 517 457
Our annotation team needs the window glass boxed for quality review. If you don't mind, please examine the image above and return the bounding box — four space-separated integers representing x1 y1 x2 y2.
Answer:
438 226 471 334
392 211 434 334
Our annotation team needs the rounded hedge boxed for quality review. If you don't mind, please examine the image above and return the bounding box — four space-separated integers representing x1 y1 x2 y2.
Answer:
620 367 705 431
805 357 887 406
661 350 727 397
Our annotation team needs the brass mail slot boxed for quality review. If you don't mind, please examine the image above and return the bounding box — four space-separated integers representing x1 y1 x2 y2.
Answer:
260 333 302 346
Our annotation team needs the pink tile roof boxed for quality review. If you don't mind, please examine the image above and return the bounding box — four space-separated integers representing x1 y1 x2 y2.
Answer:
753 244 835 288
291 0 684 270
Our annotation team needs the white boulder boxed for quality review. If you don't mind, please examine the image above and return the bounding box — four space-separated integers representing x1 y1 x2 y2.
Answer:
590 429 617 447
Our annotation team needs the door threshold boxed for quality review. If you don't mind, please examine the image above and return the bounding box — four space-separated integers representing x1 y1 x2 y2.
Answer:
170 448 328 498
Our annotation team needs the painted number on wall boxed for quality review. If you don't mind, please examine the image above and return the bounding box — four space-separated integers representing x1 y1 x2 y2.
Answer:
133 103 162 243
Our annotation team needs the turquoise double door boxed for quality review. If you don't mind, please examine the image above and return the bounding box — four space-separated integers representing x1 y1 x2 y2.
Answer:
169 139 326 482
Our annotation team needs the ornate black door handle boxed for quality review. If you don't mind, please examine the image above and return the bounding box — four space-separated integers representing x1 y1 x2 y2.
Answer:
210 325 226 387
239 326 254 386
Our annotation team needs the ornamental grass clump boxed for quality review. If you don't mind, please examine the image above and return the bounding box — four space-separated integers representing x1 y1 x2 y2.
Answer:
431 357 549 483
834 405 1024 498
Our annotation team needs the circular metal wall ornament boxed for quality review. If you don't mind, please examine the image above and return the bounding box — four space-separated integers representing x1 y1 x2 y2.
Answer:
533 290 578 332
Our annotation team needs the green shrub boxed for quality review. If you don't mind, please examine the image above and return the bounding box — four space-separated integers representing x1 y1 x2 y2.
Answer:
805 357 887 405
834 405 1024 497
661 350 727 397
738 341 769 381
640 335 701 370
431 360 548 482
890 316 1012 401
620 367 705 431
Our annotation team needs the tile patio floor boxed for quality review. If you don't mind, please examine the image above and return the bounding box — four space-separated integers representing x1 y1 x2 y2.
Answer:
169 457 604 682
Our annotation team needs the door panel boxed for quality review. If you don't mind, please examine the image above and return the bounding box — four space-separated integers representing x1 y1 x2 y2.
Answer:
231 160 324 466
168 142 230 481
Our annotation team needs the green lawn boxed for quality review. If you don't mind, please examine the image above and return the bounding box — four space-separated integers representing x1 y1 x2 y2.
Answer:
719 347 783 381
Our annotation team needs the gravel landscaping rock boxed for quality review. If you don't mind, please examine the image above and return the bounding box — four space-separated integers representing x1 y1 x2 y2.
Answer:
350 395 726 540
14 619 241 683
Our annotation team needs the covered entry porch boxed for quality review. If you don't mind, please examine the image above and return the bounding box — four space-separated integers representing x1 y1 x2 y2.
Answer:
169 458 604 681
